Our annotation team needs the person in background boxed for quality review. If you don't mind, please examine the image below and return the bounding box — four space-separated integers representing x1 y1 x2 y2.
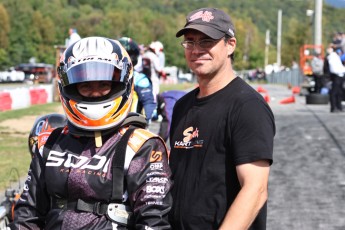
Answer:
157 90 186 143
168 8 275 229
326 45 345 113
310 52 324 93
119 37 157 124
155 41 166 70
340 32 345 54
10 37 172 230
67 28 81 47
291 59 299 69
134 44 146 73
143 41 166 102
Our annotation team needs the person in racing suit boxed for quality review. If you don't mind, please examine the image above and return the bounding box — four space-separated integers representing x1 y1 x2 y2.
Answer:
9 36 172 230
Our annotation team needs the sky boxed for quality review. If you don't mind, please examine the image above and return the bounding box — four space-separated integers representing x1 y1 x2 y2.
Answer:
325 0 345 8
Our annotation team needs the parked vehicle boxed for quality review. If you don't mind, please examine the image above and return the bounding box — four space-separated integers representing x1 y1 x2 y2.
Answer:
0 68 25 83
15 63 54 84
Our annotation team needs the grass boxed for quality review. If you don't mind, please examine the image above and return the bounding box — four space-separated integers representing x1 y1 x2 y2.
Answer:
0 130 30 191
0 102 61 191
0 102 61 121
0 83 195 191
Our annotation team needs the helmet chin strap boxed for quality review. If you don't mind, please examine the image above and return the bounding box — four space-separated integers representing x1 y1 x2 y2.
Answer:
95 131 103 147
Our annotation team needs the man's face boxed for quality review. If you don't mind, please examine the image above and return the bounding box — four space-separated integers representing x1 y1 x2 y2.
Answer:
182 30 235 78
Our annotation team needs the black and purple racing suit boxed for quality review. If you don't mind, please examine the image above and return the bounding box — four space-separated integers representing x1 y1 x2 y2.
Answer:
9 126 172 230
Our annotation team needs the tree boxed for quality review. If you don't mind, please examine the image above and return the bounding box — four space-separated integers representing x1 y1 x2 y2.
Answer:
281 18 309 67
231 17 264 70
0 4 10 49
0 48 9 70
0 0 343 70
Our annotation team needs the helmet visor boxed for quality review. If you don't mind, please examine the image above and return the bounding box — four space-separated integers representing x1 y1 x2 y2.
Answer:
60 61 129 87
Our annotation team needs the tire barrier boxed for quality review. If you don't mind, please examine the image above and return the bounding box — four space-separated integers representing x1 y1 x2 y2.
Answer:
305 93 329 105
0 84 53 111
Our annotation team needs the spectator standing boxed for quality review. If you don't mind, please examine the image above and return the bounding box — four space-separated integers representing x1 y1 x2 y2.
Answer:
168 8 275 229
331 32 342 50
10 37 172 229
142 41 166 102
291 59 299 69
340 32 345 53
311 52 324 93
67 28 81 47
118 37 157 124
326 45 345 113
134 44 145 73
155 41 166 70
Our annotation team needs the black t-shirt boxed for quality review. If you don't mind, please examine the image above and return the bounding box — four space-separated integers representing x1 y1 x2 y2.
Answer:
169 77 275 229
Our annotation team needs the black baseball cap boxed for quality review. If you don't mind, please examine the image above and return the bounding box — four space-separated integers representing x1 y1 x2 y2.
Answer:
176 8 235 39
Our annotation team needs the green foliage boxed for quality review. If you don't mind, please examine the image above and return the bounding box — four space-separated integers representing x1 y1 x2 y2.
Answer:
281 18 310 67
0 48 9 70
0 4 10 49
0 0 343 70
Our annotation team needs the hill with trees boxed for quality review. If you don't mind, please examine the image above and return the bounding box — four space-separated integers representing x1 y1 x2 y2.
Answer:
0 0 344 71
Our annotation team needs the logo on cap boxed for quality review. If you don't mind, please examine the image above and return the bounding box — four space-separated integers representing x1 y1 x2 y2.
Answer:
189 11 214 22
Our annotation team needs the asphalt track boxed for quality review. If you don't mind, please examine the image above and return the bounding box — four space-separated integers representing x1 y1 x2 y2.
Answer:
257 84 345 230
149 83 345 229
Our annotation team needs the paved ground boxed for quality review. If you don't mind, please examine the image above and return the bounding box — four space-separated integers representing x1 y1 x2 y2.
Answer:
252 84 345 230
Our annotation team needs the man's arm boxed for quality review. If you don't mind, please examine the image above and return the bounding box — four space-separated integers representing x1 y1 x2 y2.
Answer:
219 160 270 230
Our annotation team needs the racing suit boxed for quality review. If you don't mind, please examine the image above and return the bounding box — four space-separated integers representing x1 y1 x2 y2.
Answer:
9 124 172 229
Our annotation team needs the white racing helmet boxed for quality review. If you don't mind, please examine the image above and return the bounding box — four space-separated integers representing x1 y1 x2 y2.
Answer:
57 37 134 132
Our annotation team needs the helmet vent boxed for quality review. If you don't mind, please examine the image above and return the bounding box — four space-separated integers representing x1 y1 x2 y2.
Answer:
76 102 115 120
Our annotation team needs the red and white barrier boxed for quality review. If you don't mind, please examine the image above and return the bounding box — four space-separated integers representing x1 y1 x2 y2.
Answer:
0 84 54 111
0 92 12 111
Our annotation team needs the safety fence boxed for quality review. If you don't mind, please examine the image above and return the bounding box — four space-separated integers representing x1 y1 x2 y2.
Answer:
266 68 304 87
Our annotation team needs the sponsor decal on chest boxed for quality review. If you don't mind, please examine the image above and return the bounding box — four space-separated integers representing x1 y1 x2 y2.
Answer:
46 150 111 176
174 126 204 149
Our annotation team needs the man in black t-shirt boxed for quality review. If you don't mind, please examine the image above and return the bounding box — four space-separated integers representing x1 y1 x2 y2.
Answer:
169 8 275 229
